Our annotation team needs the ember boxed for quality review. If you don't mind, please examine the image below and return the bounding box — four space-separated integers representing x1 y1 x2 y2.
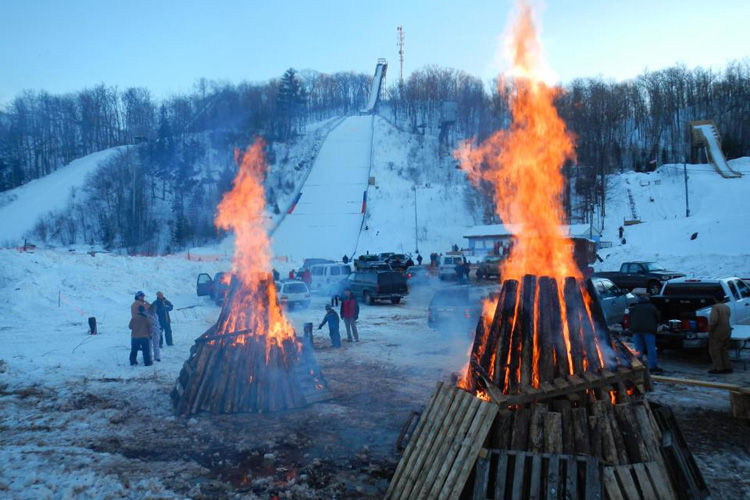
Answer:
171 140 331 414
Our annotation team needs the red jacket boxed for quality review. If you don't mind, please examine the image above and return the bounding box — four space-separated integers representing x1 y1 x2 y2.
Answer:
340 298 359 319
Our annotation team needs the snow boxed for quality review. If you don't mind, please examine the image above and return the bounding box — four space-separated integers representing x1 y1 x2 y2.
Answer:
594 157 750 277
0 146 129 247
272 115 373 262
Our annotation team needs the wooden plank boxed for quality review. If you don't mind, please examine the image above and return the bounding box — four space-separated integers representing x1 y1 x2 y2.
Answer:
546 454 560 500
528 405 547 453
602 467 625 500
614 466 641 500
585 458 602 500
644 462 677 500
565 458 578 500
443 401 499 500
472 455 491 500
588 415 602 459
651 375 750 394
631 463 658 500
494 452 510 500
510 408 531 450
510 452 527 500
543 412 563 454
554 400 575 455
572 407 591 456
529 454 542 500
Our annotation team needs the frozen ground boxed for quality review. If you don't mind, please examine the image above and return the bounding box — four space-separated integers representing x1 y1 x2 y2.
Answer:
1 247 749 499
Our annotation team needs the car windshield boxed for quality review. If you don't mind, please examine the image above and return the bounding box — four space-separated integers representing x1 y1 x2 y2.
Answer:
283 283 307 294
644 263 666 271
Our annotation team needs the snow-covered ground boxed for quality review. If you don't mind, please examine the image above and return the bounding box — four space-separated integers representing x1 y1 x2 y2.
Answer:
594 157 750 277
0 147 129 247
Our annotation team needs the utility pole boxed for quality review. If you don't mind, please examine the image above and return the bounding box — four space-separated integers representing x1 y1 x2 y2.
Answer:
683 160 690 217
397 26 405 93
413 186 419 253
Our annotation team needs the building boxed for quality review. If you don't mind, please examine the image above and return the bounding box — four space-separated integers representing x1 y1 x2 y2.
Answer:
463 223 602 257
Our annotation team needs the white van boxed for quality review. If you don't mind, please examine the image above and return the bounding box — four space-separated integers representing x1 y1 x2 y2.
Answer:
309 263 352 295
438 255 465 280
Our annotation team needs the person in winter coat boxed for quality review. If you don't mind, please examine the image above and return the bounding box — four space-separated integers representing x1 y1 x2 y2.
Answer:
340 289 360 342
147 303 162 362
405 257 415 268
289 269 296 279
628 293 662 373
416 254 423 266
318 304 341 348
129 292 153 366
342 255 349 264
272 268 280 281
152 291 174 347
301 269 312 285
708 293 733 374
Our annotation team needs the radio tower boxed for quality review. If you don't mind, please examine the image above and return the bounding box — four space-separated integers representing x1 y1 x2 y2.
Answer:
397 26 405 93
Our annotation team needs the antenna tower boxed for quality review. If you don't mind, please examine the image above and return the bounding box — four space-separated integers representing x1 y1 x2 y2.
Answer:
397 26 405 91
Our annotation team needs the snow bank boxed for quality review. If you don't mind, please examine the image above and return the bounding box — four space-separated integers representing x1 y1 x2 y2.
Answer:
0 147 129 247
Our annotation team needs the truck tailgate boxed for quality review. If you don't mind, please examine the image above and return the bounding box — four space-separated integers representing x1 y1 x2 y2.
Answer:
650 295 715 320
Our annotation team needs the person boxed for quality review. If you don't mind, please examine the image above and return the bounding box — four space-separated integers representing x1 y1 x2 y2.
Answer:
430 253 438 268
405 256 415 268
147 303 162 362
289 269 296 279
416 254 423 266
340 289 360 342
129 292 152 366
342 255 349 264
629 291 662 373
302 268 312 285
152 291 174 347
272 268 280 281
708 292 733 374
452 243 459 252
318 304 341 348
618 226 624 239
454 259 467 281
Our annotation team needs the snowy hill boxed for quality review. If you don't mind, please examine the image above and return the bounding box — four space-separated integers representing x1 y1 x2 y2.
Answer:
0 146 128 246
594 158 750 277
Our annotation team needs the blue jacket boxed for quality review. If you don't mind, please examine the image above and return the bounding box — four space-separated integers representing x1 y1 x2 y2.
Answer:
319 310 340 332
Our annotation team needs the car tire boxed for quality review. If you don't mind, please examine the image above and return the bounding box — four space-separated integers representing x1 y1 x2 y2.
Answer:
364 291 374 305
391 297 401 304
648 280 661 295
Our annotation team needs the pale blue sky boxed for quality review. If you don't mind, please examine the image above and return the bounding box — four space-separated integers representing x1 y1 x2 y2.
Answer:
1 0 748 105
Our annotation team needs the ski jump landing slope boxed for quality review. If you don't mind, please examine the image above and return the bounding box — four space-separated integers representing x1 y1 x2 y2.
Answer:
272 115 373 262
692 123 742 178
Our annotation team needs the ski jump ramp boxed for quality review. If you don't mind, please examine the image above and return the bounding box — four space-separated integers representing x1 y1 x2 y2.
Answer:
691 121 742 178
272 115 373 262
362 59 387 114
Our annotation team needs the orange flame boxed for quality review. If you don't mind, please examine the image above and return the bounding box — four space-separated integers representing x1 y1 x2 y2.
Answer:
215 138 295 354
457 0 577 282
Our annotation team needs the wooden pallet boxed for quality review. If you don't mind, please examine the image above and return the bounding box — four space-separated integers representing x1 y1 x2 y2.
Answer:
385 382 499 500
602 462 677 500
473 449 602 500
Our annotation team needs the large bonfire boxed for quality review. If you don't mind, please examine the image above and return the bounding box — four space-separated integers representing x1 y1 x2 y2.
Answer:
171 139 329 415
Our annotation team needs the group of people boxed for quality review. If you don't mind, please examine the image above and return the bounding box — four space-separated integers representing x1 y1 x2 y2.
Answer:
129 291 174 366
318 289 360 348
628 289 733 375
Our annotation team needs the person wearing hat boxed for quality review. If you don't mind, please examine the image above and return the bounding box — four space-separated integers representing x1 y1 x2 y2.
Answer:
628 289 663 373
152 291 174 347
708 292 733 374
318 304 341 348
129 292 153 366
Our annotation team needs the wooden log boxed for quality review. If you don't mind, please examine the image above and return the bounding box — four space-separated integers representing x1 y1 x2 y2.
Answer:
510 408 531 451
536 277 561 385
528 404 547 453
542 412 563 454
572 407 591 456
175 341 211 414
588 414 602 459
730 390 750 420
519 275 537 389
553 400 575 455
478 285 509 375
574 279 603 373
491 414 513 450
614 404 650 463
584 277 614 346
563 277 585 375
605 401 631 465
494 280 520 391
191 344 223 414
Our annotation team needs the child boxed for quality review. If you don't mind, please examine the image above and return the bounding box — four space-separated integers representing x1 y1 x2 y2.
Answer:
318 304 341 348
147 303 162 362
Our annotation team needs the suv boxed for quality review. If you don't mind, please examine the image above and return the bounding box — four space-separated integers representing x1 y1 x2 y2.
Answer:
308 263 352 295
345 270 408 305
476 255 503 280
438 255 465 280
275 280 311 309
196 272 234 305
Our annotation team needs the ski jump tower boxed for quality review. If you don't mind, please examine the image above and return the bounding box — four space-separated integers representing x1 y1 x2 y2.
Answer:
690 120 742 178
362 59 388 114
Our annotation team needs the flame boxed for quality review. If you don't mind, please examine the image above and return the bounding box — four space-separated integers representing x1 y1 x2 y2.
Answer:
457 0 577 282
214 139 296 357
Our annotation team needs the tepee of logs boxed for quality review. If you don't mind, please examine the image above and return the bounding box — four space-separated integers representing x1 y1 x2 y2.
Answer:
171 277 331 415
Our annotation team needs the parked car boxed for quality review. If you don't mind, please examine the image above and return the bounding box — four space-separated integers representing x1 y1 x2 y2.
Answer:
634 277 750 349
354 254 382 270
427 285 500 334
196 272 234 305
476 255 503 280
308 263 352 295
378 252 395 262
594 261 684 295
405 265 430 285
589 277 637 327
345 270 408 305
274 280 311 309
437 254 466 280
386 253 409 271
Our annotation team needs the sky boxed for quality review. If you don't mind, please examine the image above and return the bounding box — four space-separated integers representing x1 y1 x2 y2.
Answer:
1 0 748 105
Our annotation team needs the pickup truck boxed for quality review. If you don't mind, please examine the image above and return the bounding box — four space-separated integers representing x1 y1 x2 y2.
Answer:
594 261 685 295
631 277 750 349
